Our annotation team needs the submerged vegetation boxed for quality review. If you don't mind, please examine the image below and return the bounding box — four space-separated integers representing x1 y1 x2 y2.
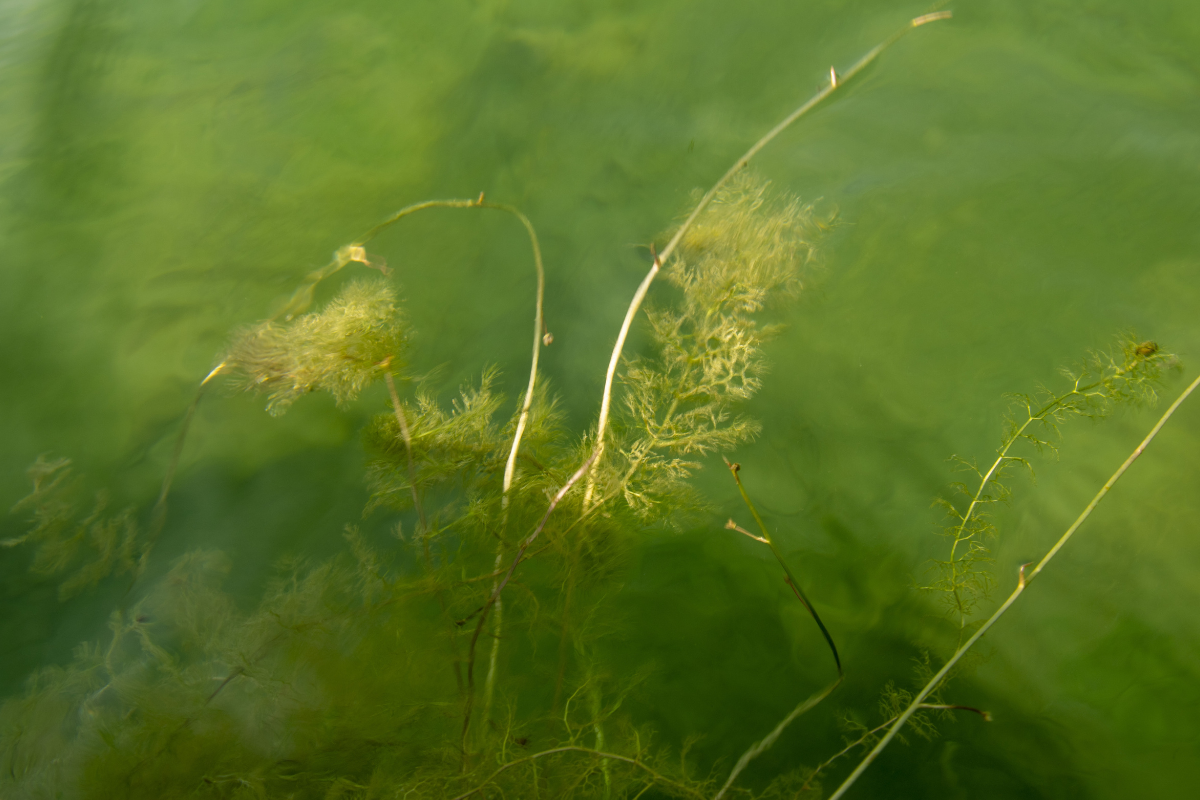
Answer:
3 9 1197 800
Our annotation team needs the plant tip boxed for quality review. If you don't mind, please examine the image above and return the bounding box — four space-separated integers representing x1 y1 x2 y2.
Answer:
912 10 953 27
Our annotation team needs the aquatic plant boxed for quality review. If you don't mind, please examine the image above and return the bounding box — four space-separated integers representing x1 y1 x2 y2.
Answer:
3 7 1198 800
929 336 1175 636
2 456 141 600
723 337 1191 798
2 168 819 798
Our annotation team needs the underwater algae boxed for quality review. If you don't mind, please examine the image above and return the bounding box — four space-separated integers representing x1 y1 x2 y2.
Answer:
3 5 1199 799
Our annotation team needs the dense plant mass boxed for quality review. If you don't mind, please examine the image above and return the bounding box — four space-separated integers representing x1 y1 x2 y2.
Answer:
0 173 826 799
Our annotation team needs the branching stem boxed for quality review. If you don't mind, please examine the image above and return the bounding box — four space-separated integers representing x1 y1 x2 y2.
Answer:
582 9 952 506
383 369 427 538
798 704 987 793
712 460 845 799
448 745 707 800
945 376 1090 628
724 459 842 677
712 680 841 800
828 371 1200 799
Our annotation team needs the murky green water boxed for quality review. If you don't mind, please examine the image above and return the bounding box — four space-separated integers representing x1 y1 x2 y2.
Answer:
2 0 1198 797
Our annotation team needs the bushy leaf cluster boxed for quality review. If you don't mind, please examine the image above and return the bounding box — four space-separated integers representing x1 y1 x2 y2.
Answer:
1 178 817 799
602 174 823 523
3 456 141 600
226 278 405 415
928 335 1176 627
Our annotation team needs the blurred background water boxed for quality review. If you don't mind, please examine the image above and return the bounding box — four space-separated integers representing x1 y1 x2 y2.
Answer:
1 0 1198 797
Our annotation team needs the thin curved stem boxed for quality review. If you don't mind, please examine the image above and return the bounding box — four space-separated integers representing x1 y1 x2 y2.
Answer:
384 370 427 537
711 460 845 800
256 195 550 762
493 202 548 499
828 371 1200 800
582 9 953 505
161 197 544 559
797 704 987 794
273 198 482 322
725 459 842 677
273 195 541 323
458 448 600 764
944 373 1105 629
712 679 841 800
481 201 547 746
945 389 1074 627
366 199 550 761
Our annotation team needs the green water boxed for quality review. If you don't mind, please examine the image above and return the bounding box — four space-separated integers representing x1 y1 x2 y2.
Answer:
1 0 1198 797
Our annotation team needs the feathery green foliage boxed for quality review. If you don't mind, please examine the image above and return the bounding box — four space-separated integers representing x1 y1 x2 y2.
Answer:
726 338 1182 799
0 171 818 800
598 173 822 523
2 456 141 600
365 371 509 518
928 335 1174 629
225 278 406 415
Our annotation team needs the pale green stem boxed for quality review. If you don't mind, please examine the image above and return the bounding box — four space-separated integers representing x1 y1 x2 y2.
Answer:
499 203 547 499
712 680 841 800
582 10 952 507
277 195 549 756
485 202 547 740
384 371 427 536
946 387 1077 628
828 371 1200 799
947 356 1153 632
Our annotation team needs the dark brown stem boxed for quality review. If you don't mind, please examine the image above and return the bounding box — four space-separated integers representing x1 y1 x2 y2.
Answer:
460 604 491 770
724 458 842 677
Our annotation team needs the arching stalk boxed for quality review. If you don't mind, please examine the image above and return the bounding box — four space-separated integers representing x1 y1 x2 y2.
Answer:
827 372 1200 799
581 9 953 508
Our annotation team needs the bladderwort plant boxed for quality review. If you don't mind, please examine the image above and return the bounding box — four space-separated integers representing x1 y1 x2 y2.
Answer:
3 7 1198 800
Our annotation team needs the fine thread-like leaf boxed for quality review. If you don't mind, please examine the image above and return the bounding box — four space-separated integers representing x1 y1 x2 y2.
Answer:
225 278 405 415
829 368 1199 800
4 457 142 599
926 336 1174 630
